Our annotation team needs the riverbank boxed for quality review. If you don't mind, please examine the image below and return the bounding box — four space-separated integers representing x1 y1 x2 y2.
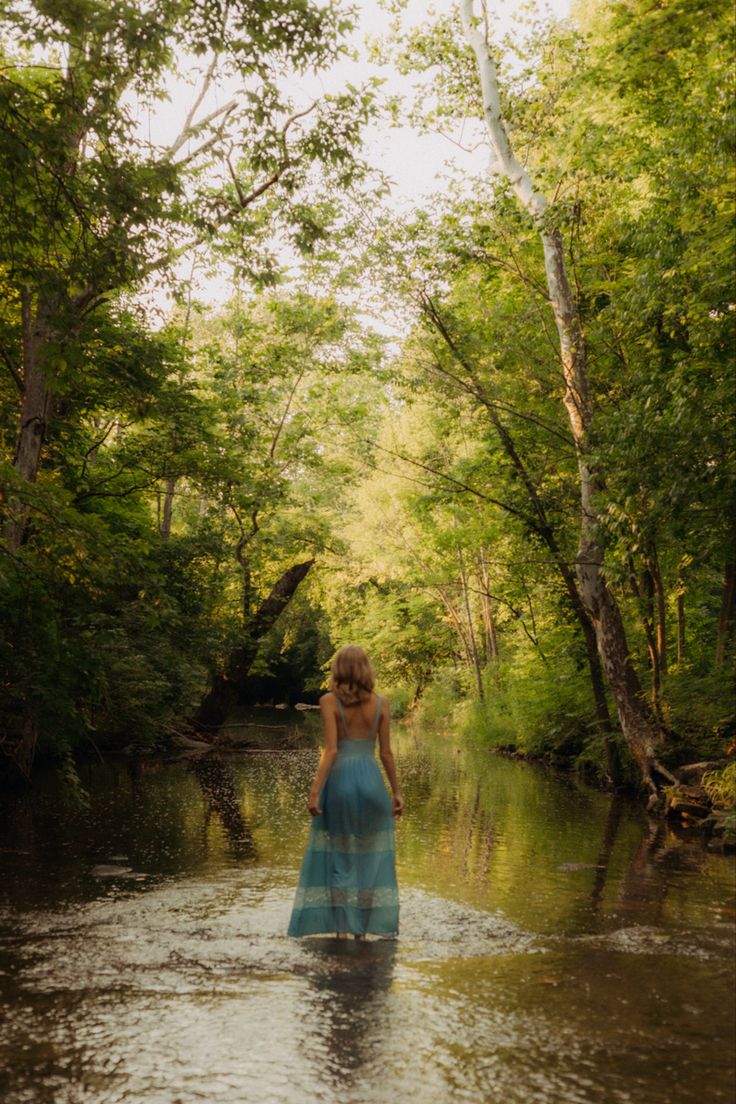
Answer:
405 679 736 850
484 744 736 853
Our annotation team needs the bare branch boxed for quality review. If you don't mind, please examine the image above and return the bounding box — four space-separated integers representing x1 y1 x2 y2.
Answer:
429 127 487 154
172 101 238 167
230 503 259 567
420 293 575 448
269 368 306 459
232 170 282 210
282 100 319 138
79 419 125 482
170 53 221 155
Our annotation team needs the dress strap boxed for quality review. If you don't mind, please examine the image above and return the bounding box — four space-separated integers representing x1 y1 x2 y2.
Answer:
371 694 383 738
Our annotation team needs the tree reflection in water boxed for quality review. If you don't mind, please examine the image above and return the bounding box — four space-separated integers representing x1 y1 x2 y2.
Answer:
584 794 711 924
188 754 257 860
616 816 708 919
305 938 397 1093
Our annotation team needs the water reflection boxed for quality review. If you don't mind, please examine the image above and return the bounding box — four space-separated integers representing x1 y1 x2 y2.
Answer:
0 716 733 1104
394 730 734 939
305 939 397 1093
188 754 257 860
616 815 711 921
588 794 625 915
561 794 714 934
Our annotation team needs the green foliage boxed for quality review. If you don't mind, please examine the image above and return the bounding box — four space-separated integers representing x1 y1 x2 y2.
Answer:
659 667 736 763
463 641 613 770
247 590 333 702
0 479 215 757
413 666 466 729
702 760 736 843
0 283 383 766
323 0 735 782
0 0 386 775
702 761 736 812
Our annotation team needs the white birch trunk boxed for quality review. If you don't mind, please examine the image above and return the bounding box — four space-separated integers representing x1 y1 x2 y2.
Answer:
459 0 665 800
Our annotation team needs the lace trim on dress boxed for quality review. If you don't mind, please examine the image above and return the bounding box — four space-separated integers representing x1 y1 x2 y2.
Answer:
293 885 399 910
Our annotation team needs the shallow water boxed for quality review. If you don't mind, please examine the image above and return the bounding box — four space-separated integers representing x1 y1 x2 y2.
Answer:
0 714 734 1104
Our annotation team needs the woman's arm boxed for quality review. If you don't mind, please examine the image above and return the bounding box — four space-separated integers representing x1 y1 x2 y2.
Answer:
378 698 404 817
308 694 339 815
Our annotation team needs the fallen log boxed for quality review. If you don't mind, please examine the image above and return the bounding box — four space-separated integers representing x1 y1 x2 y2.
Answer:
673 759 730 783
193 558 315 733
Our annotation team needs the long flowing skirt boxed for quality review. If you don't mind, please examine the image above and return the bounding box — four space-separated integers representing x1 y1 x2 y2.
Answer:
288 742 399 937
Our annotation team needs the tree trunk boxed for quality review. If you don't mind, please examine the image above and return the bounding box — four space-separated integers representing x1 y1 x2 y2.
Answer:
460 1 664 802
0 713 38 783
646 547 667 676
715 560 736 668
676 590 685 665
458 545 484 701
478 550 499 664
392 530 477 678
576 597 621 783
487 403 617 746
437 588 475 672
629 561 661 706
643 566 659 682
4 285 99 548
409 675 429 711
4 293 54 549
242 562 252 626
577 552 665 793
159 477 177 539
193 558 315 732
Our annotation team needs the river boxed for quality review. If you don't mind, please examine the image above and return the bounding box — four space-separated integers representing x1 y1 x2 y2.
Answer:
0 710 734 1104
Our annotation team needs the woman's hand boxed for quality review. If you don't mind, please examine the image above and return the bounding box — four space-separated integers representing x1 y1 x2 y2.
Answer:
308 791 322 816
392 793 404 817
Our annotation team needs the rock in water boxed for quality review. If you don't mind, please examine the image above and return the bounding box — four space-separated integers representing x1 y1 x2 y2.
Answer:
90 865 141 879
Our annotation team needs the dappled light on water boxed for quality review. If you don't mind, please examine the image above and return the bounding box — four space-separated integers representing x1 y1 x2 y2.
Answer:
0 715 734 1104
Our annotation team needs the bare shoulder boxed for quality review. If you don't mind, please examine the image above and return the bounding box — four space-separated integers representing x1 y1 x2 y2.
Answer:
319 692 336 713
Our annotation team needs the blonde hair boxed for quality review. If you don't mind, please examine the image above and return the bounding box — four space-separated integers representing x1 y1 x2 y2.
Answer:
329 645 375 705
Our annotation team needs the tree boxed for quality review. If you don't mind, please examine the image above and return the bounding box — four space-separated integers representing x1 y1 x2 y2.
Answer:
455 0 674 801
0 0 374 547
183 290 385 729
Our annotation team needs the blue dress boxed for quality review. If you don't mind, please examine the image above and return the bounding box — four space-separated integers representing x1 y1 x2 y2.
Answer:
288 694 399 937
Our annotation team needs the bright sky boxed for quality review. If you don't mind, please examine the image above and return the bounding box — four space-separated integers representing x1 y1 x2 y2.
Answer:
143 0 571 313
317 0 572 213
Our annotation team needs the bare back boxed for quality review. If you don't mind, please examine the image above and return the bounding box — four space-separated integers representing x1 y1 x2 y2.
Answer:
332 692 383 741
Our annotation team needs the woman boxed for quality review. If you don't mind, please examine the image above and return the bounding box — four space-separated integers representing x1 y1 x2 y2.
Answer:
288 645 403 939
